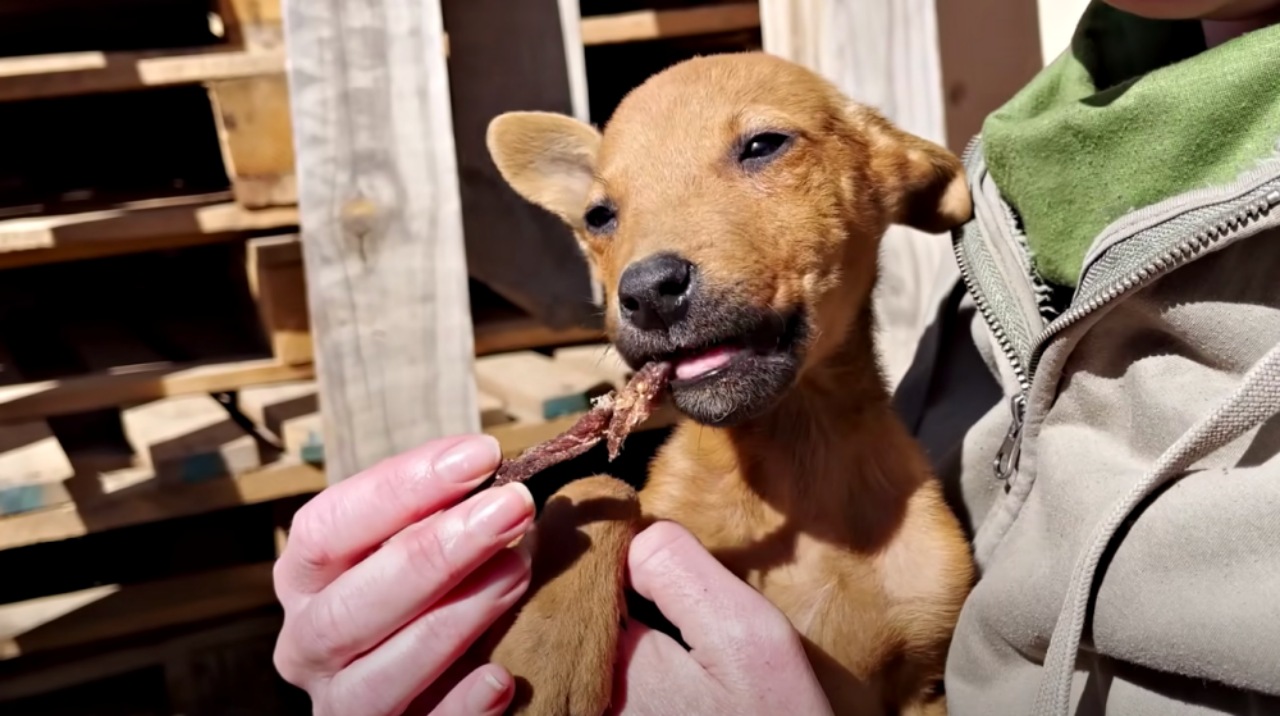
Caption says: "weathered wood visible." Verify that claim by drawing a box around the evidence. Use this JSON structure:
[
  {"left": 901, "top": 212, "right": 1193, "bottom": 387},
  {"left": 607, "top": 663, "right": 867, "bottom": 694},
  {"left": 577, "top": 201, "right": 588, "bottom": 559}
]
[
  {"left": 245, "top": 235, "right": 312, "bottom": 365},
  {"left": 282, "top": 0, "right": 480, "bottom": 484},
  {"left": 217, "top": 0, "right": 285, "bottom": 51},
  {"left": 0, "top": 48, "right": 286, "bottom": 103},
  {"left": 207, "top": 74, "right": 298, "bottom": 208},
  {"left": 440, "top": 0, "right": 598, "bottom": 330},
  {"left": 0, "top": 461, "right": 324, "bottom": 552},
  {"left": 759, "top": 0, "right": 955, "bottom": 390}
]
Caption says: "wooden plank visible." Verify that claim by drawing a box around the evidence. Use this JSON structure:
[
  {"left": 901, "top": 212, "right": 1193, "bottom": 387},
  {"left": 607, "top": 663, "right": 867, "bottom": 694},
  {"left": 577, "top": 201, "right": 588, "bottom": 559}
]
[
  {"left": 283, "top": 0, "right": 480, "bottom": 484},
  {"left": 759, "top": 0, "right": 955, "bottom": 390},
  {"left": 0, "top": 562, "right": 277, "bottom": 662},
  {"left": 475, "top": 352, "right": 613, "bottom": 423},
  {"left": 54, "top": 323, "right": 262, "bottom": 500},
  {"left": 245, "top": 235, "right": 312, "bottom": 365},
  {"left": 580, "top": 3, "right": 762, "bottom": 45},
  {"left": 216, "top": 0, "right": 285, "bottom": 51},
  {"left": 0, "top": 345, "right": 73, "bottom": 518},
  {"left": 0, "top": 48, "right": 286, "bottom": 103},
  {"left": 473, "top": 316, "right": 604, "bottom": 357},
  {"left": 0, "top": 612, "right": 283, "bottom": 704},
  {"left": 207, "top": 74, "right": 298, "bottom": 209},
  {"left": 0, "top": 358, "right": 314, "bottom": 425},
  {"left": 440, "top": 0, "right": 598, "bottom": 330},
  {"left": 0, "top": 460, "right": 324, "bottom": 552},
  {"left": 0, "top": 193, "right": 298, "bottom": 260}
]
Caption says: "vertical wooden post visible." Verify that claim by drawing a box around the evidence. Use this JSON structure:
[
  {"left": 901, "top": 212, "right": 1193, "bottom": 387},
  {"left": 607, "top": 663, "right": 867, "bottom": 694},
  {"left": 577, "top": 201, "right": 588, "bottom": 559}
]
[
  {"left": 759, "top": 0, "right": 959, "bottom": 390},
  {"left": 440, "top": 0, "right": 598, "bottom": 330},
  {"left": 282, "top": 0, "right": 480, "bottom": 484}
]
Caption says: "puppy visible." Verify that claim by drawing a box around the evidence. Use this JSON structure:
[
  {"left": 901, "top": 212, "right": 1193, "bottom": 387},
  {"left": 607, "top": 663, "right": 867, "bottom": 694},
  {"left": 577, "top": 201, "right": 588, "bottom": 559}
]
[{"left": 472, "top": 51, "right": 975, "bottom": 716}]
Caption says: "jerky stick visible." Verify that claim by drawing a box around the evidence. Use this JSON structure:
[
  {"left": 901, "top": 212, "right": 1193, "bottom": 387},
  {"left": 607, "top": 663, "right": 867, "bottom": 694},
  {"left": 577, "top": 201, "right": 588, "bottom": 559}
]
[
  {"left": 606, "top": 361, "right": 672, "bottom": 460},
  {"left": 492, "top": 394, "right": 615, "bottom": 487},
  {"left": 491, "top": 361, "right": 673, "bottom": 487}
]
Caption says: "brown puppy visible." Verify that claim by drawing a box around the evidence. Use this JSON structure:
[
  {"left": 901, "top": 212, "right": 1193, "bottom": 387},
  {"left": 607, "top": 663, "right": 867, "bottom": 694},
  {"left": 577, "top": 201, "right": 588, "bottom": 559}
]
[{"left": 473, "top": 51, "right": 975, "bottom": 716}]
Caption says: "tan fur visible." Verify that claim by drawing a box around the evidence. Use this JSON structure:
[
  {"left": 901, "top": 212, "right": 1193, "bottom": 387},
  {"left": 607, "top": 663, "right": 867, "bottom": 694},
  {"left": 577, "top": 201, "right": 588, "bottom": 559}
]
[{"left": 474, "top": 52, "right": 976, "bottom": 716}]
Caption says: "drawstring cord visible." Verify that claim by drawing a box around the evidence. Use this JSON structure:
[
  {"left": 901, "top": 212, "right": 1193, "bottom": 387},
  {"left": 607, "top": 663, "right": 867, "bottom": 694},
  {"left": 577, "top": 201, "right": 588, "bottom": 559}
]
[{"left": 1033, "top": 339, "right": 1280, "bottom": 716}]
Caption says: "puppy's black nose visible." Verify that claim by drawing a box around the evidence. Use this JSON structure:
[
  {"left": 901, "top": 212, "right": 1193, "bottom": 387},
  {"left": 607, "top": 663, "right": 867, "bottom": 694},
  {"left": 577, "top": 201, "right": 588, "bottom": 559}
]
[{"left": 618, "top": 253, "right": 694, "bottom": 330}]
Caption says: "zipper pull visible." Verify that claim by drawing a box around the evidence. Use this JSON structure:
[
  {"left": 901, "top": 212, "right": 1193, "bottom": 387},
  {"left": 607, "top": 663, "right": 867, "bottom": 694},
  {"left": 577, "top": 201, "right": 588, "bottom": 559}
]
[{"left": 993, "top": 393, "right": 1026, "bottom": 486}]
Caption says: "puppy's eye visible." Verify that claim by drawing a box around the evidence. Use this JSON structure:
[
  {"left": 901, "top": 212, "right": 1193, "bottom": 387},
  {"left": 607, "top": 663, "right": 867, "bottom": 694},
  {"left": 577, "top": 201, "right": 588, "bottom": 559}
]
[
  {"left": 584, "top": 203, "right": 617, "bottom": 234},
  {"left": 738, "top": 132, "right": 791, "bottom": 166}
]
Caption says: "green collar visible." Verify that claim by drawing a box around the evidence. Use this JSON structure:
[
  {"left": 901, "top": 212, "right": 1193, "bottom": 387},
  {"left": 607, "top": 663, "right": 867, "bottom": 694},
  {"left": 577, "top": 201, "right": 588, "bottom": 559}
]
[{"left": 980, "top": 2, "right": 1280, "bottom": 289}]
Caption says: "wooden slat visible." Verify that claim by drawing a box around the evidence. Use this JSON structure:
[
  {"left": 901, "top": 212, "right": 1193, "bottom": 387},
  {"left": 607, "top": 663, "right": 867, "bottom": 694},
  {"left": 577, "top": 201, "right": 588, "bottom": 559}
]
[
  {"left": 475, "top": 352, "right": 612, "bottom": 423},
  {"left": 207, "top": 74, "right": 298, "bottom": 208},
  {"left": 0, "top": 358, "right": 314, "bottom": 426},
  {"left": 49, "top": 323, "right": 262, "bottom": 507},
  {"left": 759, "top": 0, "right": 954, "bottom": 391},
  {"left": 283, "top": 0, "right": 480, "bottom": 485},
  {"left": 0, "top": 193, "right": 299, "bottom": 266},
  {"left": 245, "top": 235, "right": 313, "bottom": 365},
  {"left": 580, "top": 3, "right": 762, "bottom": 45},
  {"left": 0, "top": 612, "right": 283, "bottom": 704},
  {"left": 0, "top": 460, "right": 324, "bottom": 552},
  {"left": 0, "top": 344, "right": 73, "bottom": 518},
  {"left": 441, "top": 0, "right": 598, "bottom": 330},
  {"left": 0, "top": 562, "right": 277, "bottom": 662},
  {"left": 473, "top": 316, "right": 603, "bottom": 357},
  {"left": 0, "top": 48, "right": 286, "bottom": 103}
]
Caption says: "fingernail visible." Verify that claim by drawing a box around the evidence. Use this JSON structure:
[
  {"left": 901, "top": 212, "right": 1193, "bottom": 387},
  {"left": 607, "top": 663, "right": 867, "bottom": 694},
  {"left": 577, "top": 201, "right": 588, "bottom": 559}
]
[
  {"left": 468, "top": 483, "right": 534, "bottom": 540},
  {"left": 467, "top": 666, "right": 512, "bottom": 712},
  {"left": 434, "top": 435, "right": 501, "bottom": 483},
  {"left": 484, "top": 670, "right": 508, "bottom": 693}
]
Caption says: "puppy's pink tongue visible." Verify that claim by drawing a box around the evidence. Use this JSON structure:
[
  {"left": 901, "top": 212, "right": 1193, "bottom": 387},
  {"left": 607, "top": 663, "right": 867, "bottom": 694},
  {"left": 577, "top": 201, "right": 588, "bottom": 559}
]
[{"left": 674, "top": 345, "right": 738, "bottom": 380}]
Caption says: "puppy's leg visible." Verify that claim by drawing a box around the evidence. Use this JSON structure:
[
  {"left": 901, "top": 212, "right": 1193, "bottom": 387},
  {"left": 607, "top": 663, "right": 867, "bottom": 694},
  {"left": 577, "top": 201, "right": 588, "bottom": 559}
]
[{"left": 477, "top": 475, "right": 640, "bottom": 716}]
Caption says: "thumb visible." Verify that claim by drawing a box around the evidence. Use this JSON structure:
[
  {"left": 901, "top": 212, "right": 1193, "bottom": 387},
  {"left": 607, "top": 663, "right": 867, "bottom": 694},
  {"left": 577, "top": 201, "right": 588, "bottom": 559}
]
[{"left": 625, "top": 522, "right": 807, "bottom": 678}]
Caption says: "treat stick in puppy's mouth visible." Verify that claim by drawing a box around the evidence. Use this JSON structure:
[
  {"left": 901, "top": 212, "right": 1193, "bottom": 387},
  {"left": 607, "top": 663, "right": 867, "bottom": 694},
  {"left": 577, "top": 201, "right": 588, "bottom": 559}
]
[{"left": 491, "top": 361, "right": 673, "bottom": 487}]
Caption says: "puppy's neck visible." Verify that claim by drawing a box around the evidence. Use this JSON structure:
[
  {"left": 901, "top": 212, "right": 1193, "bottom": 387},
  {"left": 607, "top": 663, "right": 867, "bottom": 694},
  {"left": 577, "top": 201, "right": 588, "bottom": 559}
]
[{"left": 720, "top": 308, "right": 927, "bottom": 548}]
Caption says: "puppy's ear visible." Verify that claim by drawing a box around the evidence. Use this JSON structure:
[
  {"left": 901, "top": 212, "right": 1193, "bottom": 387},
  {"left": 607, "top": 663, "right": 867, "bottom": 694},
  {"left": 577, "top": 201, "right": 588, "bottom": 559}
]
[
  {"left": 486, "top": 111, "right": 602, "bottom": 228},
  {"left": 853, "top": 106, "right": 972, "bottom": 234}
]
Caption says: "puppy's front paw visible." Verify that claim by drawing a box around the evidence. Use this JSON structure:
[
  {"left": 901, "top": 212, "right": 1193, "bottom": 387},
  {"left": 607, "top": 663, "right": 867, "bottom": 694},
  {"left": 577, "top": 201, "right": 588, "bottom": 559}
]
[{"left": 481, "top": 476, "right": 641, "bottom": 716}]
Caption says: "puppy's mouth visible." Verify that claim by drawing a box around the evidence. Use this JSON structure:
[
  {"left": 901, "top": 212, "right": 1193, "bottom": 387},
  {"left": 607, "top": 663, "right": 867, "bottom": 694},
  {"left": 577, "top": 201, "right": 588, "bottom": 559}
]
[{"left": 615, "top": 305, "right": 805, "bottom": 426}]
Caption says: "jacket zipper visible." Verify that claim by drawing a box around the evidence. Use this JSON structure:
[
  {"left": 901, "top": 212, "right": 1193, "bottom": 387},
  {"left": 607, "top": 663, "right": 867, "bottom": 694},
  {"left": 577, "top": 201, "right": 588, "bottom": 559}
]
[
  {"left": 953, "top": 136, "right": 1033, "bottom": 485},
  {"left": 953, "top": 134, "right": 1280, "bottom": 484}
]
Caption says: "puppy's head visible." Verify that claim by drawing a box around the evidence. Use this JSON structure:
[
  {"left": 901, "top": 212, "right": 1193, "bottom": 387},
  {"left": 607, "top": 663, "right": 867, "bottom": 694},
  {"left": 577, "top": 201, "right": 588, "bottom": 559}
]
[{"left": 487, "top": 52, "right": 970, "bottom": 427}]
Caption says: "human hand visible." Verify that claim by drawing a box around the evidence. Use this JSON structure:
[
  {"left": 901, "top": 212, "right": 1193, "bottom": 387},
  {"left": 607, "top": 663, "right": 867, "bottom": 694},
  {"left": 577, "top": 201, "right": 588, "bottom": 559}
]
[
  {"left": 272, "top": 434, "right": 535, "bottom": 716},
  {"left": 609, "top": 521, "right": 834, "bottom": 715}
]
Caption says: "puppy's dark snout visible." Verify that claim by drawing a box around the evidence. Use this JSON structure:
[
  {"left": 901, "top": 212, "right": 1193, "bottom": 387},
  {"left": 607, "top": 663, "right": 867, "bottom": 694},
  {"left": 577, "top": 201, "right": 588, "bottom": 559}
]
[{"left": 618, "top": 252, "right": 694, "bottom": 330}]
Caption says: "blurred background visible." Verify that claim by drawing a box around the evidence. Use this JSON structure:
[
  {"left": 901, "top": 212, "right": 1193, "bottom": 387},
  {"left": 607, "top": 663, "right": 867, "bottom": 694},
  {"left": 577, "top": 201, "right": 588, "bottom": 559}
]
[{"left": 0, "top": 0, "right": 1071, "bottom": 712}]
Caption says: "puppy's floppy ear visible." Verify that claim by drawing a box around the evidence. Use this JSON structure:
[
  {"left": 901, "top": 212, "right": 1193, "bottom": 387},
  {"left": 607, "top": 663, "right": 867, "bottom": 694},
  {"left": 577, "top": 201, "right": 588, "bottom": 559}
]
[
  {"left": 486, "top": 111, "right": 602, "bottom": 229},
  {"left": 853, "top": 106, "right": 972, "bottom": 234}
]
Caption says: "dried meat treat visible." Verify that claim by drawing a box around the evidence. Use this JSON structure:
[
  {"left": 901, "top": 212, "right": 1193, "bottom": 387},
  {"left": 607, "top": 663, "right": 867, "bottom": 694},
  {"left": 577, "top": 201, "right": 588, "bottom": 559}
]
[
  {"left": 492, "top": 394, "right": 615, "bottom": 487},
  {"left": 491, "top": 361, "right": 673, "bottom": 487},
  {"left": 606, "top": 361, "right": 672, "bottom": 460}
]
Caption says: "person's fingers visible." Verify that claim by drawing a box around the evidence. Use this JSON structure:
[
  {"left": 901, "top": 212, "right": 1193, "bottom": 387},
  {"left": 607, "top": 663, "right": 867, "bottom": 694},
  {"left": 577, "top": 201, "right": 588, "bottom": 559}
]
[
  {"left": 322, "top": 546, "right": 532, "bottom": 716},
  {"left": 609, "top": 619, "right": 718, "bottom": 716},
  {"left": 280, "top": 482, "right": 534, "bottom": 673},
  {"left": 625, "top": 521, "right": 804, "bottom": 676},
  {"left": 426, "top": 664, "right": 515, "bottom": 716},
  {"left": 276, "top": 434, "right": 502, "bottom": 598}
]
